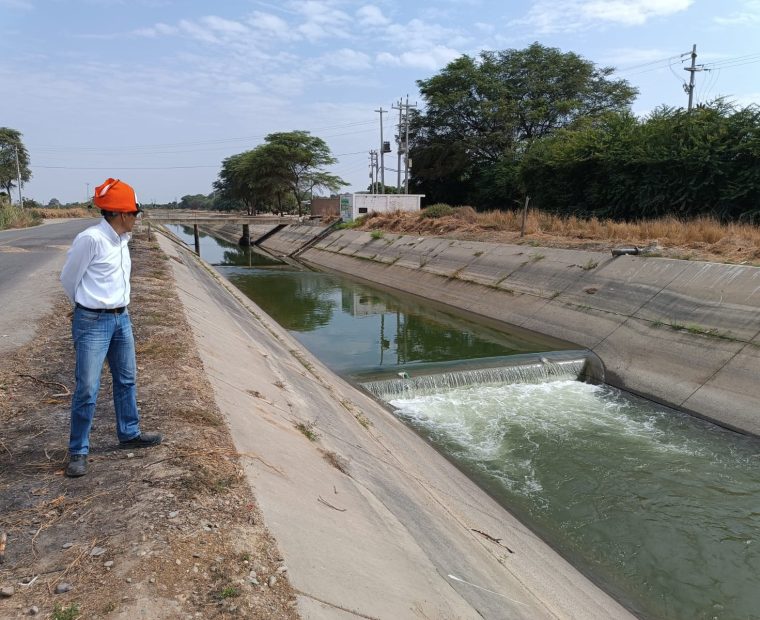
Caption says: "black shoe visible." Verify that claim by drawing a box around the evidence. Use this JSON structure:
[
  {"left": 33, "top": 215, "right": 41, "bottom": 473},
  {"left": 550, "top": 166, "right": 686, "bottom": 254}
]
[
  {"left": 66, "top": 454, "right": 88, "bottom": 477},
  {"left": 119, "top": 433, "right": 162, "bottom": 449}
]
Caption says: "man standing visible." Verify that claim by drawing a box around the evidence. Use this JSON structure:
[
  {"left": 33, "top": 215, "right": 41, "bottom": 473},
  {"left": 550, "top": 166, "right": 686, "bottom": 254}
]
[{"left": 60, "top": 178, "right": 161, "bottom": 477}]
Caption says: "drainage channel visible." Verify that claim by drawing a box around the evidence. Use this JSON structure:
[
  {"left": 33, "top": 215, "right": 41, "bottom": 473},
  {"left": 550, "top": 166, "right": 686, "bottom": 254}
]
[{"left": 166, "top": 224, "right": 760, "bottom": 620}]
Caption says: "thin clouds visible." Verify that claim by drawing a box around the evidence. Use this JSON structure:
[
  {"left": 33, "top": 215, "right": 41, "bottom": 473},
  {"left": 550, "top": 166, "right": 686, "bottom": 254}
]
[
  {"left": 377, "top": 46, "right": 460, "bottom": 70},
  {"left": 520, "top": 0, "right": 694, "bottom": 33},
  {"left": 357, "top": 5, "right": 390, "bottom": 27},
  {"left": 715, "top": 0, "right": 760, "bottom": 25}
]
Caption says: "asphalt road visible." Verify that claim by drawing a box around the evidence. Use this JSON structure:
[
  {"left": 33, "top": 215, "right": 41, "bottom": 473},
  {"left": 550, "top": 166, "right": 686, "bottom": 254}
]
[{"left": 0, "top": 218, "right": 96, "bottom": 354}]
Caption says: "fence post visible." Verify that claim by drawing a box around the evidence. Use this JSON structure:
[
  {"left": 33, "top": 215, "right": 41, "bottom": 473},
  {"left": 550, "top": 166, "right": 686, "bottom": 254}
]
[{"left": 520, "top": 195, "right": 531, "bottom": 238}]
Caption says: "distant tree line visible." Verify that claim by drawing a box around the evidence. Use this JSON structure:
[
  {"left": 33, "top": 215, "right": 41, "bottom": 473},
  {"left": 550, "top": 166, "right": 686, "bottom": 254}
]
[{"left": 408, "top": 43, "right": 760, "bottom": 222}]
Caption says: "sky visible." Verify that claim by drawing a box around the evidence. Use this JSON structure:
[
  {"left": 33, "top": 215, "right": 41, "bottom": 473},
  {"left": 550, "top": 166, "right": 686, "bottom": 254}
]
[{"left": 2, "top": 0, "right": 759, "bottom": 205}]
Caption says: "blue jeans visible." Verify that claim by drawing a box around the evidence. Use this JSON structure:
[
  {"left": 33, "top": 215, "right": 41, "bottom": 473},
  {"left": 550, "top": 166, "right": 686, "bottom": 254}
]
[{"left": 69, "top": 306, "right": 141, "bottom": 455}]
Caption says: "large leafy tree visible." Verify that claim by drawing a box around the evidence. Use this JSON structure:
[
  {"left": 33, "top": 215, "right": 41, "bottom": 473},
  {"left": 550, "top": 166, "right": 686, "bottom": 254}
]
[
  {"left": 0, "top": 128, "right": 32, "bottom": 200},
  {"left": 261, "top": 131, "right": 347, "bottom": 216},
  {"left": 520, "top": 100, "right": 760, "bottom": 221},
  {"left": 214, "top": 131, "right": 346, "bottom": 216},
  {"left": 214, "top": 151, "right": 287, "bottom": 214},
  {"left": 409, "top": 43, "right": 637, "bottom": 207}
]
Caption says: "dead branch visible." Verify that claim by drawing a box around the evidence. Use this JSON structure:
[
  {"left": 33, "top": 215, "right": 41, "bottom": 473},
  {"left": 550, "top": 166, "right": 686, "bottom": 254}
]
[
  {"left": 317, "top": 496, "right": 346, "bottom": 512},
  {"left": 16, "top": 373, "right": 70, "bottom": 396},
  {"left": 472, "top": 528, "right": 514, "bottom": 553}
]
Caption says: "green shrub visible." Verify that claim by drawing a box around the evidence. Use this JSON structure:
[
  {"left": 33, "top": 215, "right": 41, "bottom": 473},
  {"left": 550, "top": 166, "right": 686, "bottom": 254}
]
[
  {"left": 370, "top": 230, "right": 384, "bottom": 239},
  {"left": 421, "top": 203, "right": 455, "bottom": 219},
  {"left": 52, "top": 603, "right": 80, "bottom": 620},
  {"left": 0, "top": 202, "right": 41, "bottom": 230}
]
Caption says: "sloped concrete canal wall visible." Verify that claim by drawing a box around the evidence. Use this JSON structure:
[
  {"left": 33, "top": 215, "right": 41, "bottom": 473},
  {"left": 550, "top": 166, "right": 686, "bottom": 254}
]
[{"left": 258, "top": 228, "right": 760, "bottom": 436}]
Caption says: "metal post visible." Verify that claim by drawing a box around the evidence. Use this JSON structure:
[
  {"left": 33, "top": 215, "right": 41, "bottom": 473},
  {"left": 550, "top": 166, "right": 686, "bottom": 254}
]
[
  {"left": 684, "top": 44, "right": 699, "bottom": 112},
  {"left": 14, "top": 146, "right": 23, "bottom": 208},
  {"left": 194, "top": 224, "right": 200, "bottom": 255},
  {"left": 240, "top": 223, "right": 251, "bottom": 247},
  {"left": 520, "top": 195, "right": 531, "bottom": 237},
  {"left": 375, "top": 107, "right": 386, "bottom": 192}
]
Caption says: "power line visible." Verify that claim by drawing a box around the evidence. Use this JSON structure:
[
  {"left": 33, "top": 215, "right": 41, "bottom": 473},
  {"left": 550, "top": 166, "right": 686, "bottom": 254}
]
[
  {"left": 28, "top": 119, "right": 378, "bottom": 152},
  {"left": 702, "top": 52, "right": 760, "bottom": 68},
  {"left": 33, "top": 150, "right": 369, "bottom": 171},
  {"left": 612, "top": 52, "right": 690, "bottom": 75}
]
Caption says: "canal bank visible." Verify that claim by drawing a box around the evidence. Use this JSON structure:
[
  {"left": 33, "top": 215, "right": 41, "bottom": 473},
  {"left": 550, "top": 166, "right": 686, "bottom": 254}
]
[
  {"left": 155, "top": 231, "right": 634, "bottom": 619},
  {"left": 238, "top": 225, "right": 758, "bottom": 437}
]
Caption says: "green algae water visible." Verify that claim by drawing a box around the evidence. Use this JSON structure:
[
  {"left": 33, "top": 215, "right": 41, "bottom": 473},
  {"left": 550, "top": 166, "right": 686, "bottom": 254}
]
[{"left": 166, "top": 224, "right": 760, "bottom": 620}]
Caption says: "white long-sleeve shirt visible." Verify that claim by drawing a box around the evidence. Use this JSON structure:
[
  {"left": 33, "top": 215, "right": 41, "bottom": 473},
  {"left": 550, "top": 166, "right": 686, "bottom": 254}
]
[{"left": 60, "top": 219, "right": 132, "bottom": 309}]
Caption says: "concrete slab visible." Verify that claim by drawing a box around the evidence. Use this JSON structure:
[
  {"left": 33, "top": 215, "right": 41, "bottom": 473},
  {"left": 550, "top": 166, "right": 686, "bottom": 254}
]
[
  {"left": 259, "top": 225, "right": 329, "bottom": 256},
  {"left": 560, "top": 255, "right": 688, "bottom": 316},
  {"left": 681, "top": 339, "right": 760, "bottom": 434},
  {"left": 459, "top": 243, "right": 533, "bottom": 287},
  {"left": 158, "top": 233, "right": 634, "bottom": 620},
  {"left": 498, "top": 247, "right": 608, "bottom": 299},
  {"left": 387, "top": 236, "right": 448, "bottom": 272},
  {"left": 592, "top": 316, "right": 745, "bottom": 407},
  {"left": 634, "top": 262, "right": 760, "bottom": 342},
  {"left": 522, "top": 300, "right": 628, "bottom": 351},
  {"left": 418, "top": 238, "right": 484, "bottom": 277}
]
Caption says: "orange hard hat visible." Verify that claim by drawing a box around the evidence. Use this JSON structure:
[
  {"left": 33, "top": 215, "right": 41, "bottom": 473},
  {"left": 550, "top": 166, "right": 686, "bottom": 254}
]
[{"left": 93, "top": 178, "right": 140, "bottom": 213}]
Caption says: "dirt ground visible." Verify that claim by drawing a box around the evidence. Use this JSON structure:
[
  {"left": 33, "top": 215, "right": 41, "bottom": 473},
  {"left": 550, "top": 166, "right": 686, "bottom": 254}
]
[{"left": 0, "top": 230, "right": 300, "bottom": 619}]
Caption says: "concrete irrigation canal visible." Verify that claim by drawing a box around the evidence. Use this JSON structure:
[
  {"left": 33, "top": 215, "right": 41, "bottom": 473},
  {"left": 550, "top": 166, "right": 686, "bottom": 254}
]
[{"left": 161, "top": 220, "right": 760, "bottom": 620}]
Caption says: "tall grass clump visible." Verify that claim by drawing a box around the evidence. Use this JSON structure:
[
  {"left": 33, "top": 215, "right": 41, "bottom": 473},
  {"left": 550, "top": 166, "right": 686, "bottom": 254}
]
[
  {"left": 421, "top": 203, "right": 455, "bottom": 218},
  {"left": 0, "top": 200, "right": 41, "bottom": 230}
]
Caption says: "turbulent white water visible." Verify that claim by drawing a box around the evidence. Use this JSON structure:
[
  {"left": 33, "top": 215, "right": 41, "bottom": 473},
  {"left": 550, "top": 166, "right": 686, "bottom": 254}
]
[{"left": 389, "top": 380, "right": 760, "bottom": 620}]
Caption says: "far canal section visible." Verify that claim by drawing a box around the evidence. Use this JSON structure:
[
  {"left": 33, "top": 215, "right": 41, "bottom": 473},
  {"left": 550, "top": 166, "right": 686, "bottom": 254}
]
[{"left": 165, "top": 223, "right": 760, "bottom": 620}]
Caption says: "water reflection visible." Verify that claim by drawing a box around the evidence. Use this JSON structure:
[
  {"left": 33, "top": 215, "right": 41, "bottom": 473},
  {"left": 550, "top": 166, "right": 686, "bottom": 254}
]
[
  {"left": 223, "top": 268, "right": 566, "bottom": 374},
  {"left": 167, "top": 224, "right": 281, "bottom": 267}
]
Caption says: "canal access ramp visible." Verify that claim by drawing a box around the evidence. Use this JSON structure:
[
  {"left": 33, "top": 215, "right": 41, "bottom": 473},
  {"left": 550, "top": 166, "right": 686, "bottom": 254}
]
[{"left": 155, "top": 230, "right": 634, "bottom": 620}]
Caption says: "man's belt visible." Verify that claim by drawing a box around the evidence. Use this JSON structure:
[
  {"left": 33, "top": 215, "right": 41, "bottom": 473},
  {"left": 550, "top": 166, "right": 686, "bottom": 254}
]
[{"left": 76, "top": 303, "right": 126, "bottom": 314}]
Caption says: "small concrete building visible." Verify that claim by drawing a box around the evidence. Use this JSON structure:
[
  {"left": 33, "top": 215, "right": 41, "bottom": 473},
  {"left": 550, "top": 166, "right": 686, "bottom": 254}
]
[{"left": 339, "top": 193, "right": 424, "bottom": 221}]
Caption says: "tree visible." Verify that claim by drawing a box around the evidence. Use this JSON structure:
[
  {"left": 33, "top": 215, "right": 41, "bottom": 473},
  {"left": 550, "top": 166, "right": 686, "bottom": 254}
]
[
  {"left": 215, "top": 131, "right": 347, "bottom": 217},
  {"left": 0, "top": 128, "right": 32, "bottom": 200},
  {"left": 261, "top": 131, "right": 347, "bottom": 216},
  {"left": 519, "top": 100, "right": 760, "bottom": 221},
  {"left": 409, "top": 43, "right": 636, "bottom": 208}
]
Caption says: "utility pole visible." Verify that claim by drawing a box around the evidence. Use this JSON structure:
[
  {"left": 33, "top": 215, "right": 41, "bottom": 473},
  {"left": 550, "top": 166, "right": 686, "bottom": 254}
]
[
  {"left": 85, "top": 182, "right": 90, "bottom": 204},
  {"left": 14, "top": 146, "right": 23, "bottom": 208},
  {"left": 403, "top": 95, "right": 417, "bottom": 194},
  {"left": 374, "top": 106, "right": 387, "bottom": 192},
  {"left": 684, "top": 44, "right": 704, "bottom": 112},
  {"left": 368, "top": 150, "right": 378, "bottom": 191},
  {"left": 393, "top": 98, "right": 403, "bottom": 190}
]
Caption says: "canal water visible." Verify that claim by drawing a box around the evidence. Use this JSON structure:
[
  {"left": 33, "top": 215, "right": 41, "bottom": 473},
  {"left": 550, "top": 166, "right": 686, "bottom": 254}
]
[{"left": 165, "top": 224, "right": 760, "bottom": 620}]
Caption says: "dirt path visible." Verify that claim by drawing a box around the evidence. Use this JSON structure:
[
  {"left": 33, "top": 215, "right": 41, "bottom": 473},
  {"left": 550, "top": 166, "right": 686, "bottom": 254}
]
[{"left": 0, "top": 229, "right": 299, "bottom": 619}]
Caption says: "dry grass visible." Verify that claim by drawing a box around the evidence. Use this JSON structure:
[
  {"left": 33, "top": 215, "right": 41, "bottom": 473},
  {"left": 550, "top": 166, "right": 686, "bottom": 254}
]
[
  {"left": 32, "top": 207, "right": 92, "bottom": 219},
  {"left": 0, "top": 202, "right": 41, "bottom": 229},
  {"left": 358, "top": 208, "right": 760, "bottom": 265}
]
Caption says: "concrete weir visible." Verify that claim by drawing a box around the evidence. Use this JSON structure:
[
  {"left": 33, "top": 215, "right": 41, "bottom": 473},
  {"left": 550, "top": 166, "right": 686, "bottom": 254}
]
[
  {"left": 252, "top": 227, "right": 760, "bottom": 438},
  {"left": 156, "top": 232, "right": 635, "bottom": 619}
]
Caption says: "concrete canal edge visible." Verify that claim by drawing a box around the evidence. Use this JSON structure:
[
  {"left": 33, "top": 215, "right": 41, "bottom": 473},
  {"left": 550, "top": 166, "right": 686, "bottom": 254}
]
[
  {"left": 251, "top": 225, "right": 760, "bottom": 438},
  {"left": 156, "top": 232, "right": 636, "bottom": 619}
]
